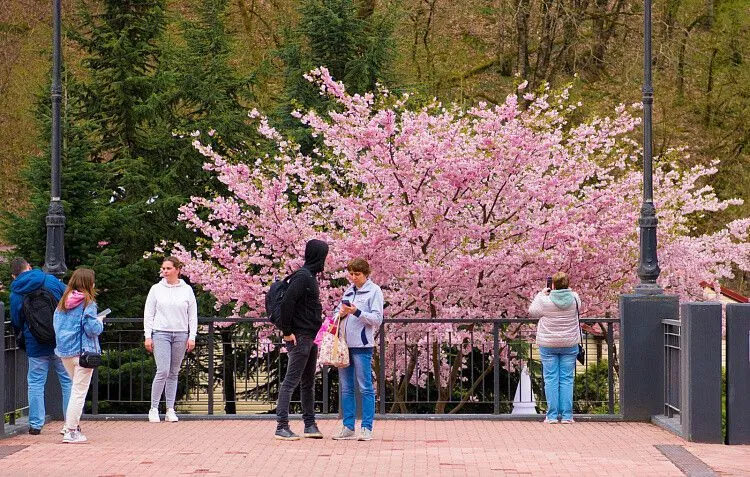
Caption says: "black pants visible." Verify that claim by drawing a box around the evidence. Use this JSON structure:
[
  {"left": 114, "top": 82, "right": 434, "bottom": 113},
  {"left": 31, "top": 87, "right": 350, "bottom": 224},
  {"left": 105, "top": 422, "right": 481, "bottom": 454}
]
[{"left": 276, "top": 334, "right": 318, "bottom": 429}]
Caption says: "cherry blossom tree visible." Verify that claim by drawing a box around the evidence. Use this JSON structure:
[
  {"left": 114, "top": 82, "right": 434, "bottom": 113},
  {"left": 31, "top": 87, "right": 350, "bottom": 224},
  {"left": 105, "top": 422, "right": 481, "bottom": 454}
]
[{"left": 170, "top": 68, "right": 749, "bottom": 411}]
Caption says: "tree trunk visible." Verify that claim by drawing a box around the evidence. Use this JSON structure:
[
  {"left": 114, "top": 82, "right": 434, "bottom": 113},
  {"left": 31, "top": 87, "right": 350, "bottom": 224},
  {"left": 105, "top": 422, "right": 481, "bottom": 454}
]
[
  {"left": 515, "top": 0, "right": 531, "bottom": 79},
  {"left": 220, "top": 328, "right": 236, "bottom": 414},
  {"left": 533, "top": 0, "right": 558, "bottom": 87},
  {"left": 704, "top": 48, "right": 718, "bottom": 126},
  {"left": 357, "top": 0, "right": 376, "bottom": 19},
  {"left": 389, "top": 344, "right": 419, "bottom": 413}
]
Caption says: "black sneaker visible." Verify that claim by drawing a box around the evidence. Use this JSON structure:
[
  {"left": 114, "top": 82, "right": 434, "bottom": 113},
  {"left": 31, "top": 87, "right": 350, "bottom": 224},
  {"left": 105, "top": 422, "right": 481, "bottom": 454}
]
[
  {"left": 274, "top": 427, "right": 300, "bottom": 441},
  {"left": 303, "top": 423, "right": 323, "bottom": 439},
  {"left": 28, "top": 428, "right": 41, "bottom": 435}
]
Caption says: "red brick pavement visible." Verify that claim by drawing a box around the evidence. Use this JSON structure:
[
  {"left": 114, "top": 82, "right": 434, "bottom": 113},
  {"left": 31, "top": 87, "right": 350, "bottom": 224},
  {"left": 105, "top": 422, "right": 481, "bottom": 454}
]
[{"left": 1, "top": 420, "right": 748, "bottom": 476}]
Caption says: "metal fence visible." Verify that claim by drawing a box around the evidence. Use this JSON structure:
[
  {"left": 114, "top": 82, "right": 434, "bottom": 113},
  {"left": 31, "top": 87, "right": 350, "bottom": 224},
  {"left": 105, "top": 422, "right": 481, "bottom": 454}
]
[
  {"left": 662, "top": 318, "right": 681, "bottom": 418},
  {"left": 2, "top": 314, "right": 620, "bottom": 420},
  {"left": 2, "top": 304, "right": 32, "bottom": 434}
]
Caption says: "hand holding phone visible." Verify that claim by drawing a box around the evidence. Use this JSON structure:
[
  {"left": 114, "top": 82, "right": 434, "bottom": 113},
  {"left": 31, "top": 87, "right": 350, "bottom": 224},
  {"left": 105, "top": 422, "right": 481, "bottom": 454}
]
[
  {"left": 546, "top": 277, "right": 553, "bottom": 289},
  {"left": 97, "top": 308, "right": 112, "bottom": 320},
  {"left": 342, "top": 299, "right": 351, "bottom": 306}
]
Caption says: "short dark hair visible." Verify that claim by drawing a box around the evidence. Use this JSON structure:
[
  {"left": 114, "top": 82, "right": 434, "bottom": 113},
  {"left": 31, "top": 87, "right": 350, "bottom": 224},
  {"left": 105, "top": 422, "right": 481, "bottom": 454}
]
[
  {"left": 10, "top": 257, "right": 29, "bottom": 278},
  {"left": 347, "top": 258, "right": 371, "bottom": 276}
]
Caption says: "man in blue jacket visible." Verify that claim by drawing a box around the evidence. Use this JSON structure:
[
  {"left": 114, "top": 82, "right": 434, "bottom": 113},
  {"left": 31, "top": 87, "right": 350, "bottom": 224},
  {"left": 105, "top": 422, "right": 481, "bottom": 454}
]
[{"left": 9, "top": 257, "right": 72, "bottom": 435}]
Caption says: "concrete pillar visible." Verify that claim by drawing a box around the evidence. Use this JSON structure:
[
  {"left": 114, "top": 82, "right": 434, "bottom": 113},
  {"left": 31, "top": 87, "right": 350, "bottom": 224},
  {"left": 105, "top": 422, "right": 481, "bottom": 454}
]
[
  {"left": 726, "top": 303, "right": 750, "bottom": 445},
  {"left": 680, "top": 302, "right": 722, "bottom": 443},
  {"left": 619, "top": 294, "right": 678, "bottom": 420}
]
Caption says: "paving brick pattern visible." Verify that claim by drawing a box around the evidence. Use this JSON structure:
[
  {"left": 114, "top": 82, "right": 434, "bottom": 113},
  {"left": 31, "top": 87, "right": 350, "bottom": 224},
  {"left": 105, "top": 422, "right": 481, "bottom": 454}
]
[{"left": 1, "top": 420, "right": 748, "bottom": 476}]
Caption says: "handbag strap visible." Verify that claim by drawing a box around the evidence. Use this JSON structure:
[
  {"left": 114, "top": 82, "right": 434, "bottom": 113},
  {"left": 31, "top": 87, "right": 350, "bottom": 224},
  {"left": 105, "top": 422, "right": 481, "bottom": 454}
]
[
  {"left": 575, "top": 300, "right": 583, "bottom": 344},
  {"left": 79, "top": 304, "right": 101, "bottom": 355}
]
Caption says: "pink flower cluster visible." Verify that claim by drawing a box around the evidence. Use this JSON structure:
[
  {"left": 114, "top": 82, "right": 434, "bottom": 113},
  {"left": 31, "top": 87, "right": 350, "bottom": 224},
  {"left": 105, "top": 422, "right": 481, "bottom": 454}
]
[{"left": 171, "top": 68, "right": 749, "bottom": 385}]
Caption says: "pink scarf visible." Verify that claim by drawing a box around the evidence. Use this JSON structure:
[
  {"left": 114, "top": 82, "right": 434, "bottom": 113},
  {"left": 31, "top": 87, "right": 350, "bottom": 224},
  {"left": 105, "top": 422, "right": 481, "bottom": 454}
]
[{"left": 65, "top": 290, "right": 85, "bottom": 309}]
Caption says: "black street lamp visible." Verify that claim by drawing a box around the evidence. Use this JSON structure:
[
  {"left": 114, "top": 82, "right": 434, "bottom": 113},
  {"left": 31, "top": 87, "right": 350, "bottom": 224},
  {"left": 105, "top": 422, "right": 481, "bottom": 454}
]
[
  {"left": 635, "top": 0, "right": 661, "bottom": 294},
  {"left": 44, "top": 0, "right": 67, "bottom": 278}
]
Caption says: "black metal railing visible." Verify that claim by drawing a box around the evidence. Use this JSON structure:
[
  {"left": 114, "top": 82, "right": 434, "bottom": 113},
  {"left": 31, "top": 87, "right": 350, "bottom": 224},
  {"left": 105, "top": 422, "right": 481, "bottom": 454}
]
[
  {"left": 2, "top": 314, "right": 620, "bottom": 419},
  {"left": 2, "top": 303, "right": 31, "bottom": 433},
  {"left": 662, "top": 318, "right": 681, "bottom": 418},
  {"left": 91, "top": 316, "right": 619, "bottom": 415}
]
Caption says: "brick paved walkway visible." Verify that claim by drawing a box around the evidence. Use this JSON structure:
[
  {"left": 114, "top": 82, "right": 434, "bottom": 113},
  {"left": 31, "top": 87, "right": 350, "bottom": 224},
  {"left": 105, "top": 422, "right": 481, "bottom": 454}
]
[{"left": 1, "top": 420, "right": 748, "bottom": 476}]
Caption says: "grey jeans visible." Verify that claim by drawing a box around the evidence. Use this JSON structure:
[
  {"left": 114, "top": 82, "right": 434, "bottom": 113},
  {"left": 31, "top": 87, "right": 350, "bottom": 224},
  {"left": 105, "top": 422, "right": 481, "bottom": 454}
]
[{"left": 151, "top": 330, "right": 189, "bottom": 409}]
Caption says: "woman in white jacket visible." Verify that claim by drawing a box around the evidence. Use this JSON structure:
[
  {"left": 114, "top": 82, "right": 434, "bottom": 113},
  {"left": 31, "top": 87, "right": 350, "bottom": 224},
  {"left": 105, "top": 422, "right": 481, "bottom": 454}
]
[
  {"left": 143, "top": 256, "right": 197, "bottom": 423},
  {"left": 528, "top": 272, "right": 581, "bottom": 424}
]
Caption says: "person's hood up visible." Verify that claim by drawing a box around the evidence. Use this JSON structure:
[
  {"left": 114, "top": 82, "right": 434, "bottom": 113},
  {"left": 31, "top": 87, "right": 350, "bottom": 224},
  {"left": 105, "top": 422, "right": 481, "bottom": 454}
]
[
  {"left": 549, "top": 289, "right": 575, "bottom": 309},
  {"left": 303, "top": 239, "right": 329, "bottom": 275},
  {"left": 65, "top": 290, "right": 85, "bottom": 309},
  {"left": 10, "top": 268, "right": 47, "bottom": 295}
]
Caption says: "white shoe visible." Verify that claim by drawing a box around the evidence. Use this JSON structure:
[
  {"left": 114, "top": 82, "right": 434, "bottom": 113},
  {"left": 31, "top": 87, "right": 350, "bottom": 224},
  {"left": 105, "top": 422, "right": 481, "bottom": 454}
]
[
  {"left": 165, "top": 408, "right": 179, "bottom": 422},
  {"left": 148, "top": 408, "right": 161, "bottom": 423},
  {"left": 60, "top": 425, "right": 81, "bottom": 435},
  {"left": 358, "top": 428, "right": 373, "bottom": 441},
  {"left": 332, "top": 425, "right": 357, "bottom": 440},
  {"left": 62, "top": 429, "right": 87, "bottom": 443}
]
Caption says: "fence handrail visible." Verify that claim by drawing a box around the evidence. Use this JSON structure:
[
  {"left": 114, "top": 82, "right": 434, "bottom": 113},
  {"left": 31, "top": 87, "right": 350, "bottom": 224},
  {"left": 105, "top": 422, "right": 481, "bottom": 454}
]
[{"left": 103, "top": 316, "right": 620, "bottom": 325}]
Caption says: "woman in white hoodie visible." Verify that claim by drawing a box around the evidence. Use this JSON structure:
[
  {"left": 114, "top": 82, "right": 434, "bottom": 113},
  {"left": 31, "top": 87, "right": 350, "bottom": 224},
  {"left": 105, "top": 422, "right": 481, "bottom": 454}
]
[
  {"left": 144, "top": 256, "right": 197, "bottom": 423},
  {"left": 528, "top": 271, "right": 581, "bottom": 424}
]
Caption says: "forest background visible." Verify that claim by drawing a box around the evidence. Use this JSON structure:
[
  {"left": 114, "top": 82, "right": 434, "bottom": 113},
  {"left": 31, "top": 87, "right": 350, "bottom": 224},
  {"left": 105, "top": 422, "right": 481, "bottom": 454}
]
[{"left": 0, "top": 0, "right": 748, "bottom": 316}]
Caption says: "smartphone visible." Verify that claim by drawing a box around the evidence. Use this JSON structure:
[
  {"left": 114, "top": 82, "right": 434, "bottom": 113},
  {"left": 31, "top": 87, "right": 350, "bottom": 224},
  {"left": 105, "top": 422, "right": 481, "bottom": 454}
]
[
  {"left": 546, "top": 277, "right": 553, "bottom": 289},
  {"left": 97, "top": 308, "right": 112, "bottom": 320},
  {"left": 342, "top": 299, "right": 351, "bottom": 306}
]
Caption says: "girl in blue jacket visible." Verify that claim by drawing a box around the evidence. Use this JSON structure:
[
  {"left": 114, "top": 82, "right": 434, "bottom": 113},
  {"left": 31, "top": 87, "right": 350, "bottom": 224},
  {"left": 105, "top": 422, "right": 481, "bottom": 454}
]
[{"left": 54, "top": 268, "right": 103, "bottom": 444}]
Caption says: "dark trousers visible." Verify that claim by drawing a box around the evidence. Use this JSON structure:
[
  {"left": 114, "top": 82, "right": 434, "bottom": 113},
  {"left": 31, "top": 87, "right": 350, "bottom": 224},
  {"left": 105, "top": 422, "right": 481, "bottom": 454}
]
[{"left": 276, "top": 334, "right": 318, "bottom": 429}]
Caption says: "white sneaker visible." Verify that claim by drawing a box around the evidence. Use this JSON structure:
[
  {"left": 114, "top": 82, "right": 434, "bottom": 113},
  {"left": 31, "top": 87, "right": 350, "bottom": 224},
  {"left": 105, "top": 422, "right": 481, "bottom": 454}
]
[
  {"left": 332, "top": 425, "right": 357, "bottom": 440},
  {"left": 358, "top": 428, "right": 373, "bottom": 441},
  {"left": 148, "top": 408, "right": 161, "bottom": 423},
  {"left": 60, "top": 425, "right": 81, "bottom": 435},
  {"left": 165, "top": 408, "right": 179, "bottom": 422},
  {"left": 62, "top": 429, "right": 87, "bottom": 443}
]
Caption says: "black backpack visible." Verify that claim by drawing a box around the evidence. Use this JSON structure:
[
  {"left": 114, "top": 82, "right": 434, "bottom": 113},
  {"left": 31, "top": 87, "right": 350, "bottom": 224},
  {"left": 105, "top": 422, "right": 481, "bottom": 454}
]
[
  {"left": 265, "top": 269, "right": 310, "bottom": 330},
  {"left": 21, "top": 287, "right": 58, "bottom": 346}
]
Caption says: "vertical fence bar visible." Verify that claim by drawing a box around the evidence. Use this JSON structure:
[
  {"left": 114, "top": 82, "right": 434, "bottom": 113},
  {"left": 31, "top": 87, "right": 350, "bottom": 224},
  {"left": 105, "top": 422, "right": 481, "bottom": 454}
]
[
  {"left": 322, "top": 366, "right": 329, "bottom": 413},
  {"left": 607, "top": 322, "right": 615, "bottom": 414},
  {"left": 207, "top": 322, "right": 214, "bottom": 415},
  {"left": 92, "top": 368, "right": 99, "bottom": 415},
  {"left": 379, "top": 322, "right": 385, "bottom": 414},
  {"left": 493, "top": 321, "right": 500, "bottom": 414},
  {"left": 1, "top": 303, "right": 5, "bottom": 435}
]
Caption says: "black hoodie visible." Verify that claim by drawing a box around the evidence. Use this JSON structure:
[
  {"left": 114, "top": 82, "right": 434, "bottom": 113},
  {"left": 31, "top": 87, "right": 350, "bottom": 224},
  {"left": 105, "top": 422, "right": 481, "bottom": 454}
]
[{"left": 279, "top": 239, "right": 329, "bottom": 337}]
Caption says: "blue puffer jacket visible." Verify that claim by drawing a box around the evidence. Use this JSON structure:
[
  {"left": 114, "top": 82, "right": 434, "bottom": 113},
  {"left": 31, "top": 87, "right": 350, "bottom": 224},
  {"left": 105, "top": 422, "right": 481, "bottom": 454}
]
[
  {"left": 54, "top": 302, "right": 103, "bottom": 358},
  {"left": 9, "top": 269, "right": 66, "bottom": 357}
]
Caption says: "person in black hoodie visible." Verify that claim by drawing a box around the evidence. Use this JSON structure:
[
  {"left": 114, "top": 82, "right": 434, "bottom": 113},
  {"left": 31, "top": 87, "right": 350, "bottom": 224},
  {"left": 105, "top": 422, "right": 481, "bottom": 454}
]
[{"left": 275, "top": 239, "right": 329, "bottom": 440}]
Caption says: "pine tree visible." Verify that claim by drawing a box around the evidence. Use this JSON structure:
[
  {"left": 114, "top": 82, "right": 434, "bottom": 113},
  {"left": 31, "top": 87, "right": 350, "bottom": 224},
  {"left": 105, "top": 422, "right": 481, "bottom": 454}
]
[
  {"left": 4, "top": 0, "right": 256, "bottom": 316},
  {"left": 276, "top": 0, "right": 395, "bottom": 148}
]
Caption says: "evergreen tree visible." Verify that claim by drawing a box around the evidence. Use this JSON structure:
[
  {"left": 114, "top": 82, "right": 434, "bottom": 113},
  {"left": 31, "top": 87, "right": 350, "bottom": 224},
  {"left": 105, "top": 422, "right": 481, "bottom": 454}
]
[
  {"left": 1, "top": 76, "right": 107, "bottom": 274},
  {"left": 4, "top": 0, "right": 255, "bottom": 316},
  {"left": 276, "top": 0, "right": 395, "bottom": 148}
]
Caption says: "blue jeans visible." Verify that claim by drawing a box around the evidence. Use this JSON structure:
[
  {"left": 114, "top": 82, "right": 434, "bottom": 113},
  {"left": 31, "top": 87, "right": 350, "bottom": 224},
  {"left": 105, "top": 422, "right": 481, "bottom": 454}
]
[
  {"left": 339, "top": 347, "right": 375, "bottom": 431},
  {"left": 539, "top": 345, "right": 578, "bottom": 421},
  {"left": 27, "top": 355, "right": 72, "bottom": 429}
]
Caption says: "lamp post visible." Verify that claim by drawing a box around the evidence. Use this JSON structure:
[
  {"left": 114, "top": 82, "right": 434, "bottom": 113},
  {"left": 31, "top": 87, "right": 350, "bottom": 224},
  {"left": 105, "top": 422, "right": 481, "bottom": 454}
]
[
  {"left": 636, "top": 0, "right": 661, "bottom": 294},
  {"left": 44, "top": 0, "right": 67, "bottom": 278}
]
